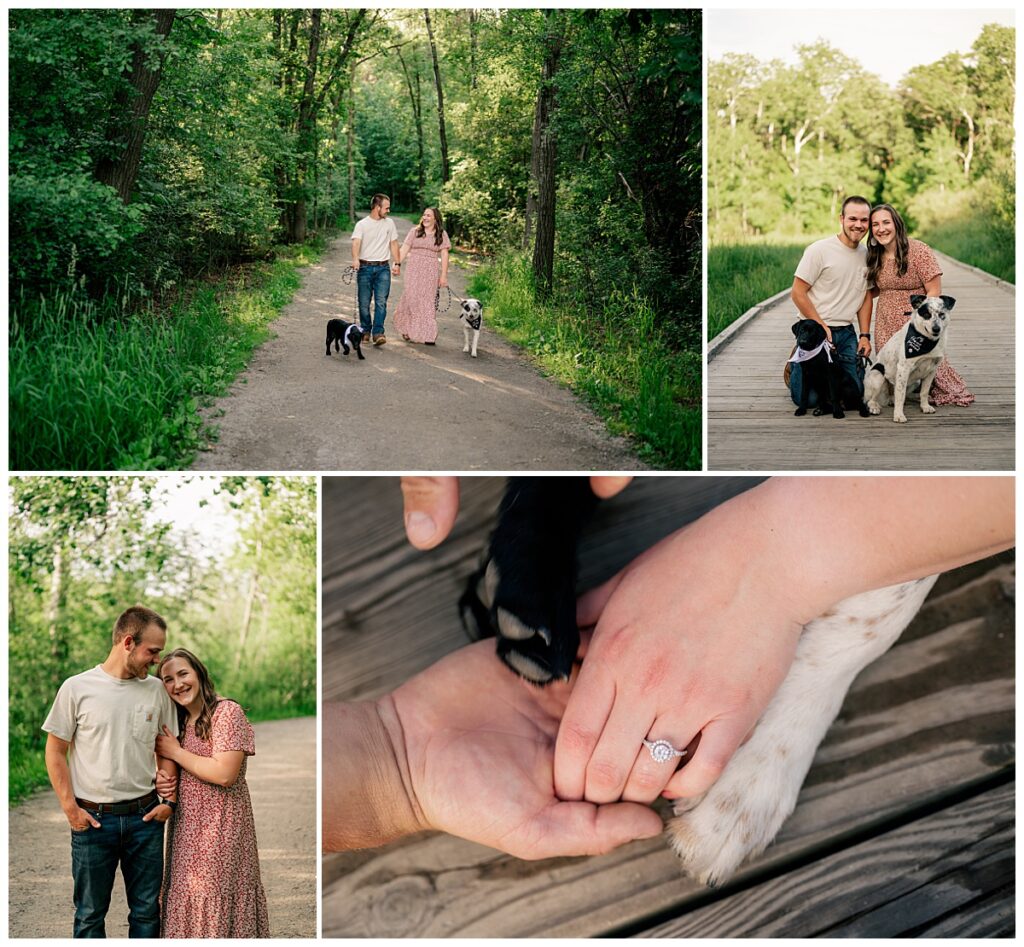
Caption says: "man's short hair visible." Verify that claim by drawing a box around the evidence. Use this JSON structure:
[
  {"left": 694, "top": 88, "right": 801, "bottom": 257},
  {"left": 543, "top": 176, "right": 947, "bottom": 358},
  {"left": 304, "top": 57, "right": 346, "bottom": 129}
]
[
  {"left": 113, "top": 606, "right": 167, "bottom": 645},
  {"left": 370, "top": 193, "right": 391, "bottom": 210},
  {"left": 841, "top": 195, "right": 871, "bottom": 215}
]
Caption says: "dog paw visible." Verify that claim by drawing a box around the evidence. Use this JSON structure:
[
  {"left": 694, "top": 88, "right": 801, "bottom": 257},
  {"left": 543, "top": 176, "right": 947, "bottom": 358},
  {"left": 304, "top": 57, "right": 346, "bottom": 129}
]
[
  {"left": 463, "top": 345, "right": 471, "bottom": 353},
  {"left": 922, "top": 404, "right": 936, "bottom": 414},
  {"left": 667, "top": 735, "right": 801, "bottom": 886},
  {"left": 833, "top": 410, "right": 845, "bottom": 419},
  {"left": 794, "top": 407, "right": 807, "bottom": 416},
  {"left": 893, "top": 412, "right": 908, "bottom": 423},
  {"left": 471, "top": 351, "right": 478, "bottom": 358},
  {"left": 867, "top": 401, "right": 881, "bottom": 415}
]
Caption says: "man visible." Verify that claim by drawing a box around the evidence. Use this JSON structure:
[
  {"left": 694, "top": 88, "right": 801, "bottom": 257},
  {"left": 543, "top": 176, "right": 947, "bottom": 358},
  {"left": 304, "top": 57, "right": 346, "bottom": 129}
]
[
  {"left": 788, "top": 195, "right": 874, "bottom": 408},
  {"left": 43, "top": 605, "right": 179, "bottom": 938},
  {"left": 351, "top": 193, "right": 401, "bottom": 346}
]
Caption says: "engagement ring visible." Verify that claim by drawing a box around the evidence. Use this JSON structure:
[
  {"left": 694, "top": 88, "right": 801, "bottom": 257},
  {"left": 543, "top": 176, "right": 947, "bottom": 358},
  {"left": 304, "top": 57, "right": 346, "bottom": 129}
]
[{"left": 642, "top": 738, "right": 687, "bottom": 764}]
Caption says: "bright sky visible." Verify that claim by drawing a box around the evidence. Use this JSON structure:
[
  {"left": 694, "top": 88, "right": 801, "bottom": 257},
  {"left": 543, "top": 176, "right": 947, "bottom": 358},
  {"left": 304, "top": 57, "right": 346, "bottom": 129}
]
[
  {"left": 149, "top": 477, "right": 238, "bottom": 563},
  {"left": 705, "top": 10, "right": 1016, "bottom": 88}
]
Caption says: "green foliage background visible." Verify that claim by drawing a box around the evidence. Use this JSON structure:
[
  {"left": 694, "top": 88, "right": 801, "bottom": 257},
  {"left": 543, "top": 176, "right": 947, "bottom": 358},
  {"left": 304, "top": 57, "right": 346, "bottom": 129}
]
[
  {"left": 708, "top": 24, "right": 1014, "bottom": 335},
  {"left": 8, "top": 476, "right": 317, "bottom": 803}
]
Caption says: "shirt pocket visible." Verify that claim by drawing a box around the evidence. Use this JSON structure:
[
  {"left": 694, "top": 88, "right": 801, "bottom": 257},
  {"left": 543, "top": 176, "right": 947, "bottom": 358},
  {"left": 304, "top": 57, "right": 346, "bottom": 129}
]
[{"left": 132, "top": 704, "right": 160, "bottom": 746}]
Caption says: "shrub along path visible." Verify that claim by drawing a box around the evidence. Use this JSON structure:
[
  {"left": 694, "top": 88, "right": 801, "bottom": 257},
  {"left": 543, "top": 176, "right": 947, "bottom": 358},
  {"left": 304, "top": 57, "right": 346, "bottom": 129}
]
[{"left": 191, "top": 216, "right": 642, "bottom": 471}]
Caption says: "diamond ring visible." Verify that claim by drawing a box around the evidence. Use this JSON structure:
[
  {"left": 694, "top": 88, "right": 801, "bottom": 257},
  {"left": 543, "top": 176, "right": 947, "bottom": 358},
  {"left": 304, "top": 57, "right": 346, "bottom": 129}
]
[{"left": 642, "top": 738, "right": 687, "bottom": 764}]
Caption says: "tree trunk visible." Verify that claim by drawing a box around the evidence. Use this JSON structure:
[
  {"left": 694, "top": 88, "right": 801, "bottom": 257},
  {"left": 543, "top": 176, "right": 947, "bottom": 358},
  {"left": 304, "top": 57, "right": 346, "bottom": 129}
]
[
  {"left": 468, "top": 10, "right": 479, "bottom": 90},
  {"left": 424, "top": 9, "right": 450, "bottom": 184},
  {"left": 289, "top": 10, "right": 323, "bottom": 244},
  {"left": 347, "top": 64, "right": 356, "bottom": 224},
  {"left": 47, "top": 543, "right": 65, "bottom": 685},
  {"left": 94, "top": 9, "right": 176, "bottom": 204},
  {"left": 397, "top": 46, "right": 426, "bottom": 202},
  {"left": 530, "top": 11, "right": 564, "bottom": 298}
]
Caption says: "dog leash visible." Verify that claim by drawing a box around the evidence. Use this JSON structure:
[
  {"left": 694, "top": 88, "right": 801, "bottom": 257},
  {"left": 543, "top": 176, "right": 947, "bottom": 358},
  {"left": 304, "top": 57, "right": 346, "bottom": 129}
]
[
  {"left": 342, "top": 265, "right": 360, "bottom": 327},
  {"left": 435, "top": 285, "right": 453, "bottom": 313}
]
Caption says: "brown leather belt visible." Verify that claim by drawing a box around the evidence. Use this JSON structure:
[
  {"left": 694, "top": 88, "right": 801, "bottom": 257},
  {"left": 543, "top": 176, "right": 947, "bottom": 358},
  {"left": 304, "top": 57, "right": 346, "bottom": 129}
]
[
  {"left": 358, "top": 259, "right": 390, "bottom": 266},
  {"left": 75, "top": 790, "right": 158, "bottom": 815}
]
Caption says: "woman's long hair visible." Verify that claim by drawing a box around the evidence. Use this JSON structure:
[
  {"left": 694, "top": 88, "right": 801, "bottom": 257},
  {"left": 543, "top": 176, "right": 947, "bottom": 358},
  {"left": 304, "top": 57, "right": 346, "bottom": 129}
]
[
  {"left": 415, "top": 207, "right": 446, "bottom": 247},
  {"left": 866, "top": 203, "right": 910, "bottom": 285},
  {"left": 158, "top": 648, "right": 221, "bottom": 742}
]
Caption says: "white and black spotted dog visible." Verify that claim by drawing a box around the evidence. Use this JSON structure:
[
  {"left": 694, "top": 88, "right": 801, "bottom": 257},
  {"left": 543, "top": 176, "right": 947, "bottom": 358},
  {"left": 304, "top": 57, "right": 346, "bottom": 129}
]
[
  {"left": 461, "top": 479, "right": 937, "bottom": 885},
  {"left": 864, "top": 294, "right": 955, "bottom": 423},
  {"left": 460, "top": 299, "right": 483, "bottom": 358}
]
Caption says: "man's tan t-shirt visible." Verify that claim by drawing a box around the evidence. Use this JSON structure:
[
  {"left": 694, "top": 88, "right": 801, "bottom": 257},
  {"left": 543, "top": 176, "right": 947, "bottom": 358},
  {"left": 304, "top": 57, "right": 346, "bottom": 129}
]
[
  {"left": 351, "top": 215, "right": 399, "bottom": 262},
  {"left": 42, "top": 665, "right": 178, "bottom": 802},
  {"left": 794, "top": 236, "right": 870, "bottom": 327}
]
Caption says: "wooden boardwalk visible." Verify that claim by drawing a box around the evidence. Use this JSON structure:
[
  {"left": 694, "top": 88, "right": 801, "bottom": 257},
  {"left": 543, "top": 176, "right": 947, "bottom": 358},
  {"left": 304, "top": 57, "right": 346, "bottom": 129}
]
[
  {"left": 707, "top": 253, "right": 1015, "bottom": 470},
  {"left": 321, "top": 477, "right": 1015, "bottom": 937}
]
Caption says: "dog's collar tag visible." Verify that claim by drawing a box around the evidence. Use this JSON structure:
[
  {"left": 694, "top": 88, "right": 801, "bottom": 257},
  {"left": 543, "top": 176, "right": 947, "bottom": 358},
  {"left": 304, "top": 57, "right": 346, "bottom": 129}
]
[
  {"left": 788, "top": 339, "right": 833, "bottom": 364},
  {"left": 904, "top": 322, "right": 939, "bottom": 358}
]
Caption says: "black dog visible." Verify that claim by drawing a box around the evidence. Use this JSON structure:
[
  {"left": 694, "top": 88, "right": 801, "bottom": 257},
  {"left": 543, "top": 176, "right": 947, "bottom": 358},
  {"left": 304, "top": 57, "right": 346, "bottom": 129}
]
[
  {"left": 325, "top": 318, "right": 365, "bottom": 360},
  {"left": 459, "top": 478, "right": 597, "bottom": 684},
  {"left": 790, "top": 320, "right": 869, "bottom": 419}
]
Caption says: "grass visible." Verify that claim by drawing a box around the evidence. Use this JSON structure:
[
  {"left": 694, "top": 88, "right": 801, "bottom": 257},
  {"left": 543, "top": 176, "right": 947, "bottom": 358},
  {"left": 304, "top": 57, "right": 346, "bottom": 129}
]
[
  {"left": 9, "top": 239, "right": 325, "bottom": 470},
  {"left": 917, "top": 207, "right": 1014, "bottom": 283},
  {"left": 707, "top": 242, "right": 805, "bottom": 339},
  {"left": 469, "top": 255, "right": 701, "bottom": 470}
]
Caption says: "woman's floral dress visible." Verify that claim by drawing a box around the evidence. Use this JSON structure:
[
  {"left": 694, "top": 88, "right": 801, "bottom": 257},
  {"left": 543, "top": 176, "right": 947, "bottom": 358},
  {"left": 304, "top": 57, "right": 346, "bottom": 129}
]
[{"left": 394, "top": 228, "right": 451, "bottom": 343}]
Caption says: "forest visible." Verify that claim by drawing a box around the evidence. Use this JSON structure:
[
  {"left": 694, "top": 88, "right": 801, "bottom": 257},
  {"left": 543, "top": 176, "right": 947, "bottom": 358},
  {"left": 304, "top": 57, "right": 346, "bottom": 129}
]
[
  {"left": 9, "top": 9, "right": 701, "bottom": 469},
  {"left": 8, "top": 476, "right": 317, "bottom": 802},
  {"left": 708, "top": 24, "right": 1015, "bottom": 336}
]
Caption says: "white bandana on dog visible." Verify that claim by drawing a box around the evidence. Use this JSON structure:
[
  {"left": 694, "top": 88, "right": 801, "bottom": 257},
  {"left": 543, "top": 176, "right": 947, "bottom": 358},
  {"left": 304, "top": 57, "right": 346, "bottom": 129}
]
[
  {"left": 788, "top": 339, "right": 833, "bottom": 364},
  {"left": 343, "top": 323, "right": 362, "bottom": 347}
]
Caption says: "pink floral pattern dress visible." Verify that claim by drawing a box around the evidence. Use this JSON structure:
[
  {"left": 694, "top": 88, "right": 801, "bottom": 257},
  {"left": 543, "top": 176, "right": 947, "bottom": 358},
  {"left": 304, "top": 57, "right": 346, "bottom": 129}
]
[
  {"left": 393, "top": 228, "right": 451, "bottom": 343},
  {"left": 161, "top": 700, "right": 270, "bottom": 938},
  {"left": 874, "top": 238, "right": 974, "bottom": 406}
]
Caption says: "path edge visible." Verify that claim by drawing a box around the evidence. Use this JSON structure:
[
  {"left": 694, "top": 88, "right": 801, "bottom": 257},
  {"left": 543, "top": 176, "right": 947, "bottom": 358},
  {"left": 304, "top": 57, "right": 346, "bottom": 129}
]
[{"left": 707, "top": 287, "right": 790, "bottom": 363}]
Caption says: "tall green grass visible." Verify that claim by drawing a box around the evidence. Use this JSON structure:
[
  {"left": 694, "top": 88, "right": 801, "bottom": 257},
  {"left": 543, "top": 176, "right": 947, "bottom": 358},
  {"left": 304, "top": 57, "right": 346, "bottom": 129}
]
[
  {"left": 10, "top": 242, "right": 324, "bottom": 470},
  {"left": 915, "top": 189, "right": 1015, "bottom": 283},
  {"left": 707, "top": 243, "right": 805, "bottom": 339},
  {"left": 470, "top": 255, "right": 701, "bottom": 470}
]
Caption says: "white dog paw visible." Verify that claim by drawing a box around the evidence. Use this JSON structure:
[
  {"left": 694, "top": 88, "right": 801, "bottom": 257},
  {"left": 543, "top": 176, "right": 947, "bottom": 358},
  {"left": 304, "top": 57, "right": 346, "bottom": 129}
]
[
  {"left": 471, "top": 351, "right": 478, "bottom": 358},
  {"left": 922, "top": 404, "right": 936, "bottom": 414},
  {"left": 867, "top": 401, "right": 881, "bottom": 416},
  {"left": 893, "top": 412, "right": 908, "bottom": 423},
  {"left": 666, "top": 743, "right": 800, "bottom": 886},
  {"left": 462, "top": 345, "right": 470, "bottom": 353}
]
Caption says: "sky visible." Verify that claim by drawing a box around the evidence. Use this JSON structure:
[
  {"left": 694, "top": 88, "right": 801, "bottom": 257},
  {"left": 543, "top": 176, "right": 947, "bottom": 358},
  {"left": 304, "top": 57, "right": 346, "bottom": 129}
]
[
  {"left": 150, "top": 476, "right": 239, "bottom": 562},
  {"left": 705, "top": 10, "right": 1015, "bottom": 88}
]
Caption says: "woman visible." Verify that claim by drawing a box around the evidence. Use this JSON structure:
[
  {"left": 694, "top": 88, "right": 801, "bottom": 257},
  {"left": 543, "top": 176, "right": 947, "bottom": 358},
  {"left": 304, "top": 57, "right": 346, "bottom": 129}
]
[
  {"left": 393, "top": 207, "right": 451, "bottom": 344},
  {"left": 867, "top": 203, "right": 974, "bottom": 406},
  {"left": 155, "top": 649, "right": 269, "bottom": 938}
]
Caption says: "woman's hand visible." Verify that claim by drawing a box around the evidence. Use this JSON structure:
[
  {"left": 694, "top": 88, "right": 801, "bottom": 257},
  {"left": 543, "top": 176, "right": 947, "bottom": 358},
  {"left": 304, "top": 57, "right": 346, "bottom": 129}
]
[
  {"left": 380, "top": 639, "right": 663, "bottom": 859},
  {"left": 554, "top": 516, "right": 804, "bottom": 807},
  {"left": 155, "top": 768, "right": 177, "bottom": 797},
  {"left": 142, "top": 802, "right": 174, "bottom": 823},
  {"left": 439, "top": 277, "right": 448, "bottom": 288},
  {"left": 155, "top": 725, "right": 181, "bottom": 763}
]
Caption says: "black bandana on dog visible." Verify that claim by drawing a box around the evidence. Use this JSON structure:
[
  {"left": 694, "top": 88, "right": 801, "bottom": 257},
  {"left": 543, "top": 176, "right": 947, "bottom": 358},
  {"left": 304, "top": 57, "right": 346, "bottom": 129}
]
[{"left": 904, "top": 321, "right": 940, "bottom": 358}]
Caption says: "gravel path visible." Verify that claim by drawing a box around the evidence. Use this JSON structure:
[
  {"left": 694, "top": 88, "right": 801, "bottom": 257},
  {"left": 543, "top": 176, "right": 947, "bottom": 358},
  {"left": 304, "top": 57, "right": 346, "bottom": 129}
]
[
  {"left": 7, "top": 716, "right": 316, "bottom": 939},
  {"left": 191, "top": 216, "right": 643, "bottom": 471}
]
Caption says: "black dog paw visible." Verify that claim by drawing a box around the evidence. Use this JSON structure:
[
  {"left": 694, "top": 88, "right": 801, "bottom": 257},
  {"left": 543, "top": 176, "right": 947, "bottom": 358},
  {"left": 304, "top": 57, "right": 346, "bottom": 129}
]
[
  {"left": 833, "top": 409, "right": 845, "bottom": 419},
  {"left": 459, "top": 478, "right": 597, "bottom": 684},
  {"left": 794, "top": 406, "right": 807, "bottom": 416}
]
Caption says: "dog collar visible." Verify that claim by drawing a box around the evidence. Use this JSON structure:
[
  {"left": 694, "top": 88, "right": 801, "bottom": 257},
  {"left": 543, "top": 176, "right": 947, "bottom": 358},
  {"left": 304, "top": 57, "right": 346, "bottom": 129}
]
[
  {"left": 343, "top": 323, "right": 361, "bottom": 346},
  {"left": 904, "top": 322, "right": 940, "bottom": 358},
  {"left": 788, "top": 339, "right": 833, "bottom": 364}
]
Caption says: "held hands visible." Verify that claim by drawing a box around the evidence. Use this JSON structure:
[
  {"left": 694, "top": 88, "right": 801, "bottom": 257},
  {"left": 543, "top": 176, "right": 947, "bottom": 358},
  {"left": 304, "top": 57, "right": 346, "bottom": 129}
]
[
  {"left": 155, "top": 768, "right": 177, "bottom": 798},
  {"left": 155, "top": 725, "right": 181, "bottom": 763},
  {"left": 382, "top": 638, "right": 663, "bottom": 859},
  {"left": 553, "top": 519, "right": 804, "bottom": 807}
]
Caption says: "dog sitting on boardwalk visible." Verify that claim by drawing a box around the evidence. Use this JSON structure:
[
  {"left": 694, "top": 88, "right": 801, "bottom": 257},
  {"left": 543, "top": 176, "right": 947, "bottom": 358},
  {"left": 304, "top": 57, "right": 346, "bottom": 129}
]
[
  {"left": 790, "top": 319, "right": 869, "bottom": 419},
  {"left": 325, "top": 318, "right": 365, "bottom": 360},
  {"left": 864, "top": 294, "right": 955, "bottom": 423},
  {"left": 460, "top": 478, "right": 936, "bottom": 885}
]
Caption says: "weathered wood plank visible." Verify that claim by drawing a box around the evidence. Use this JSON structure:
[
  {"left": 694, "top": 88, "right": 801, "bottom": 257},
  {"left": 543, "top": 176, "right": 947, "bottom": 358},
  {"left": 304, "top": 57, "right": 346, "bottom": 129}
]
[
  {"left": 321, "top": 477, "right": 1014, "bottom": 937},
  {"left": 637, "top": 781, "right": 1014, "bottom": 938},
  {"left": 707, "top": 254, "right": 1015, "bottom": 470}
]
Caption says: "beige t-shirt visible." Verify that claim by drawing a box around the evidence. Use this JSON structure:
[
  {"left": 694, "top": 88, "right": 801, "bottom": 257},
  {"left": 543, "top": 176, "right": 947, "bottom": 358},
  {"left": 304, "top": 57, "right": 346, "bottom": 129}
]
[
  {"left": 351, "top": 215, "right": 399, "bottom": 262},
  {"left": 42, "top": 665, "right": 178, "bottom": 802},
  {"left": 794, "top": 236, "right": 870, "bottom": 327}
]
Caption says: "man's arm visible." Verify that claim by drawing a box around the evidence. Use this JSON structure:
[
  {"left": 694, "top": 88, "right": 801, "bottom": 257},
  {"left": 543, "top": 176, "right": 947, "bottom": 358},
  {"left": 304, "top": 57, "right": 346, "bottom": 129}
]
[
  {"left": 390, "top": 238, "right": 401, "bottom": 277},
  {"left": 352, "top": 235, "right": 362, "bottom": 268},
  {"left": 45, "top": 734, "right": 100, "bottom": 830},
  {"left": 791, "top": 278, "right": 832, "bottom": 341},
  {"left": 856, "top": 290, "right": 873, "bottom": 355}
]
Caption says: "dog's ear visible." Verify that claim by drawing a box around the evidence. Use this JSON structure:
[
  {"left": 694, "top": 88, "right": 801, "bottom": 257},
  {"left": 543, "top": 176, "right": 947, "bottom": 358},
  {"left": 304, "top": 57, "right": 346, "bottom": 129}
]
[
  {"left": 909, "top": 294, "right": 926, "bottom": 310},
  {"left": 940, "top": 294, "right": 956, "bottom": 312},
  {"left": 791, "top": 321, "right": 801, "bottom": 337}
]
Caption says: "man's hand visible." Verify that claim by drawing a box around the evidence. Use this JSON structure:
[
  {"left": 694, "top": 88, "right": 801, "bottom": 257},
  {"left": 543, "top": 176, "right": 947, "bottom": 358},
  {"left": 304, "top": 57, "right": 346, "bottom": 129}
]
[
  {"left": 399, "top": 476, "right": 633, "bottom": 550},
  {"left": 857, "top": 336, "right": 871, "bottom": 357},
  {"left": 142, "top": 803, "right": 173, "bottom": 823},
  {"left": 379, "top": 639, "right": 663, "bottom": 859},
  {"left": 66, "top": 805, "right": 101, "bottom": 831}
]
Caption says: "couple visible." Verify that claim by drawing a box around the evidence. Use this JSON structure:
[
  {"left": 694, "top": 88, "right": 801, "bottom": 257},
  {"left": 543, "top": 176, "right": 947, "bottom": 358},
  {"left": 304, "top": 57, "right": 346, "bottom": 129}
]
[
  {"left": 42, "top": 605, "right": 268, "bottom": 938},
  {"left": 350, "top": 193, "right": 451, "bottom": 346},
  {"left": 788, "top": 196, "right": 974, "bottom": 409}
]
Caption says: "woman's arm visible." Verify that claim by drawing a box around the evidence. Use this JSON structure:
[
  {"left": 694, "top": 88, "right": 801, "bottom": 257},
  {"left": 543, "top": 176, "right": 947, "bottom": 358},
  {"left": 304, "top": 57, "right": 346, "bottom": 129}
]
[
  {"left": 924, "top": 274, "right": 941, "bottom": 296},
  {"left": 439, "top": 247, "right": 449, "bottom": 286},
  {"left": 156, "top": 725, "right": 244, "bottom": 788}
]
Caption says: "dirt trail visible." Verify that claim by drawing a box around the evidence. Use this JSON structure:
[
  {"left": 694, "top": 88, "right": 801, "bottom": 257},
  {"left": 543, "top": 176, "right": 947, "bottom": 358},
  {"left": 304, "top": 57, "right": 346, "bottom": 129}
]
[
  {"left": 191, "top": 216, "right": 643, "bottom": 471},
  {"left": 7, "top": 716, "right": 315, "bottom": 939}
]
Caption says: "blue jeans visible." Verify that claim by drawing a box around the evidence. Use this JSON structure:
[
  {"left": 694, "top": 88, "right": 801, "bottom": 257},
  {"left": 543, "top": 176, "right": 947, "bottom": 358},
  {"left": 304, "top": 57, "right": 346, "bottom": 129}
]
[
  {"left": 357, "top": 263, "right": 391, "bottom": 337},
  {"left": 789, "top": 324, "right": 862, "bottom": 407},
  {"left": 70, "top": 799, "right": 164, "bottom": 938}
]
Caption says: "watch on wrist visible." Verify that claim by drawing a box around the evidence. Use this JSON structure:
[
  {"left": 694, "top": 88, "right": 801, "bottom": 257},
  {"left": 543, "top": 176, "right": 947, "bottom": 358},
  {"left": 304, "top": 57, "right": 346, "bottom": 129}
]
[
  {"left": 159, "top": 797, "right": 178, "bottom": 811},
  {"left": 859, "top": 333, "right": 871, "bottom": 339}
]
